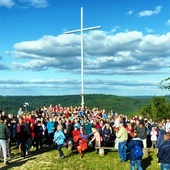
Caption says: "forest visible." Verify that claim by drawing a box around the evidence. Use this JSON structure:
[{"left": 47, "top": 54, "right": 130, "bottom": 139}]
[{"left": 0, "top": 94, "right": 170, "bottom": 121}]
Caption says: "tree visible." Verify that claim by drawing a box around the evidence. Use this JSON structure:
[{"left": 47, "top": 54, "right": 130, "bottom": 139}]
[
  {"left": 150, "top": 101, "right": 157, "bottom": 121},
  {"left": 160, "top": 66, "right": 170, "bottom": 90},
  {"left": 138, "top": 96, "right": 170, "bottom": 121}
]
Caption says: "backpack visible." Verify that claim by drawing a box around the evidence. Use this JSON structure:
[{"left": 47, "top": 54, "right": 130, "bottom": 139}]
[{"left": 134, "top": 145, "right": 143, "bottom": 157}]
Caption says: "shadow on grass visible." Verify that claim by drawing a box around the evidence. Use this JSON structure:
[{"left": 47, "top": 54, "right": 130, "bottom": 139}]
[
  {"left": 0, "top": 145, "right": 56, "bottom": 169},
  {"left": 0, "top": 156, "right": 36, "bottom": 170},
  {"left": 142, "top": 155, "right": 153, "bottom": 170}
]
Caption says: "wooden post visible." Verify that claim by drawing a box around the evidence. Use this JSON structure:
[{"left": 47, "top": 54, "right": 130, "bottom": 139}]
[
  {"left": 99, "top": 148, "right": 105, "bottom": 156},
  {"left": 143, "top": 148, "right": 148, "bottom": 157}
]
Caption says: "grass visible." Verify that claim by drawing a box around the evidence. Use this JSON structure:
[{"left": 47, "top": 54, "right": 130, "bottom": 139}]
[{"left": 0, "top": 146, "right": 160, "bottom": 170}]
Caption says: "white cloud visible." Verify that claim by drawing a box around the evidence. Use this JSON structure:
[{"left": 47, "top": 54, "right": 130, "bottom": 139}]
[
  {"left": 138, "top": 6, "right": 162, "bottom": 17},
  {"left": 110, "top": 25, "right": 120, "bottom": 33},
  {"left": 0, "top": 0, "right": 15, "bottom": 8},
  {"left": 145, "top": 27, "right": 154, "bottom": 33},
  {"left": 126, "top": 10, "right": 133, "bottom": 15},
  {"left": 18, "top": 0, "right": 48, "bottom": 8},
  {"left": 7, "top": 30, "right": 170, "bottom": 77},
  {"left": 166, "top": 19, "right": 170, "bottom": 26},
  {"left": 0, "top": 0, "right": 48, "bottom": 8}
]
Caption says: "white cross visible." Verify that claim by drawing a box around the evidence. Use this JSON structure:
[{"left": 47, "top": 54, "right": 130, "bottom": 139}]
[{"left": 65, "top": 7, "right": 101, "bottom": 108}]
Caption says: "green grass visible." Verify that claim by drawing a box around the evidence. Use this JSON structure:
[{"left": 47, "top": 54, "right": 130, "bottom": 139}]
[{"left": 0, "top": 147, "right": 160, "bottom": 170}]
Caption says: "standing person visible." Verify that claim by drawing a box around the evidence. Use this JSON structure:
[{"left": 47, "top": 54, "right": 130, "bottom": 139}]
[
  {"left": 156, "top": 128, "right": 166, "bottom": 166},
  {"left": 165, "top": 119, "right": 170, "bottom": 133},
  {"left": 0, "top": 117, "right": 10, "bottom": 165},
  {"left": 127, "top": 132, "right": 143, "bottom": 170},
  {"left": 115, "top": 122, "right": 128, "bottom": 162},
  {"left": 126, "top": 122, "right": 134, "bottom": 142},
  {"left": 53, "top": 125, "right": 66, "bottom": 159},
  {"left": 18, "top": 108, "right": 23, "bottom": 115},
  {"left": 156, "top": 128, "right": 166, "bottom": 149},
  {"left": 89, "top": 127, "right": 102, "bottom": 153},
  {"left": 17, "top": 116, "right": 30, "bottom": 157},
  {"left": 157, "top": 132, "right": 170, "bottom": 170},
  {"left": 136, "top": 123, "right": 147, "bottom": 148},
  {"left": 34, "top": 120, "right": 43, "bottom": 151},
  {"left": 46, "top": 118, "right": 55, "bottom": 147},
  {"left": 150, "top": 126, "right": 158, "bottom": 148}
]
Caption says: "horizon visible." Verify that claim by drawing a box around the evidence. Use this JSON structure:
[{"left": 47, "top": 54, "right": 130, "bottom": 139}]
[{"left": 0, "top": 94, "right": 168, "bottom": 98}]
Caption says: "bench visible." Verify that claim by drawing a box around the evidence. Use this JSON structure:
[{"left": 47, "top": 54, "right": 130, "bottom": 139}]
[
  {"left": 95, "top": 147, "right": 149, "bottom": 157},
  {"left": 95, "top": 147, "right": 117, "bottom": 156}
]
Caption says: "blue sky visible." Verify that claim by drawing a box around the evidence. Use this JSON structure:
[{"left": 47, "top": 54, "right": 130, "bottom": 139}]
[{"left": 0, "top": 0, "right": 170, "bottom": 97}]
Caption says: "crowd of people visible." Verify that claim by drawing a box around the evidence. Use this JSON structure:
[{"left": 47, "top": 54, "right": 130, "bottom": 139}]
[{"left": 0, "top": 104, "right": 170, "bottom": 169}]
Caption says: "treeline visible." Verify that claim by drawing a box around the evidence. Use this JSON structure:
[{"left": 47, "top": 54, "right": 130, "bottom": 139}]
[{"left": 0, "top": 94, "right": 169, "bottom": 120}]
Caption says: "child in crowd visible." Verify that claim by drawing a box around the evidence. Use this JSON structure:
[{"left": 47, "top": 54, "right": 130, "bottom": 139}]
[{"left": 150, "top": 126, "right": 158, "bottom": 148}]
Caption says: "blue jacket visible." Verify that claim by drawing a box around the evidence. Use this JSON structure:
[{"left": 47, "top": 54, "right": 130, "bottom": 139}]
[
  {"left": 53, "top": 130, "right": 66, "bottom": 145},
  {"left": 127, "top": 138, "right": 143, "bottom": 160},
  {"left": 157, "top": 140, "right": 170, "bottom": 164},
  {"left": 46, "top": 121, "right": 54, "bottom": 133},
  {"left": 156, "top": 129, "right": 166, "bottom": 148}
]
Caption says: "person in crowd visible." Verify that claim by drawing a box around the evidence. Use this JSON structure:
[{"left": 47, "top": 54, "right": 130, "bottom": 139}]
[
  {"left": 93, "top": 120, "right": 102, "bottom": 133},
  {"left": 89, "top": 127, "right": 102, "bottom": 153},
  {"left": 11, "top": 118, "right": 17, "bottom": 144},
  {"left": 18, "top": 108, "right": 23, "bottom": 115},
  {"left": 157, "top": 132, "right": 170, "bottom": 170},
  {"left": 40, "top": 118, "right": 46, "bottom": 145},
  {"left": 72, "top": 126, "right": 81, "bottom": 144},
  {"left": 139, "top": 115, "right": 144, "bottom": 125},
  {"left": 156, "top": 128, "right": 166, "bottom": 165},
  {"left": 156, "top": 128, "right": 166, "bottom": 149},
  {"left": 101, "top": 109, "right": 108, "bottom": 120},
  {"left": 72, "top": 118, "right": 81, "bottom": 130},
  {"left": 3, "top": 114, "right": 13, "bottom": 159},
  {"left": 113, "top": 115, "right": 121, "bottom": 129},
  {"left": 99, "top": 119, "right": 105, "bottom": 129},
  {"left": 136, "top": 123, "right": 147, "bottom": 148},
  {"left": 126, "top": 122, "right": 134, "bottom": 142},
  {"left": 46, "top": 118, "right": 55, "bottom": 147},
  {"left": 102, "top": 123, "right": 112, "bottom": 147},
  {"left": 84, "top": 119, "right": 93, "bottom": 137},
  {"left": 16, "top": 116, "right": 31, "bottom": 157},
  {"left": 145, "top": 118, "right": 153, "bottom": 148},
  {"left": 73, "top": 126, "right": 88, "bottom": 158},
  {"left": 127, "top": 132, "right": 143, "bottom": 170},
  {"left": 65, "top": 119, "right": 72, "bottom": 134},
  {"left": 53, "top": 124, "right": 66, "bottom": 159},
  {"left": 29, "top": 121, "right": 35, "bottom": 149},
  {"left": 165, "top": 119, "right": 170, "bottom": 133},
  {"left": 34, "top": 120, "right": 43, "bottom": 151},
  {"left": 134, "top": 119, "right": 140, "bottom": 131},
  {"left": 115, "top": 122, "right": 128, "bottom": 162},
  {"left": 1, "top": 111, "right": 7, "bottom": 121},
  {"left": 0, "top": 117, "right": 10, "bottom": 165},
  {"left": 150, "top": 126, "right": 158, "bottom": 148}
]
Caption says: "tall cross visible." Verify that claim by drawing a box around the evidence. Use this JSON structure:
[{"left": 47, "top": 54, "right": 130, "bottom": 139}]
[{"left": 65, "top": 7, "right": 101, "bottom": 108}]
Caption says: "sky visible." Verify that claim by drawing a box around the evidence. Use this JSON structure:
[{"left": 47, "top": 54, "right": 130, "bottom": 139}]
[{"left": 0, "top": 0, "right": 170, "bottom": 97}]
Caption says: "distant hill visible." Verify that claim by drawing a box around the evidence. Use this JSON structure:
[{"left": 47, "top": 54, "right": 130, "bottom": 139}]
[{"left": 0, "top": 94, "right": 156, "bottom": 116}]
